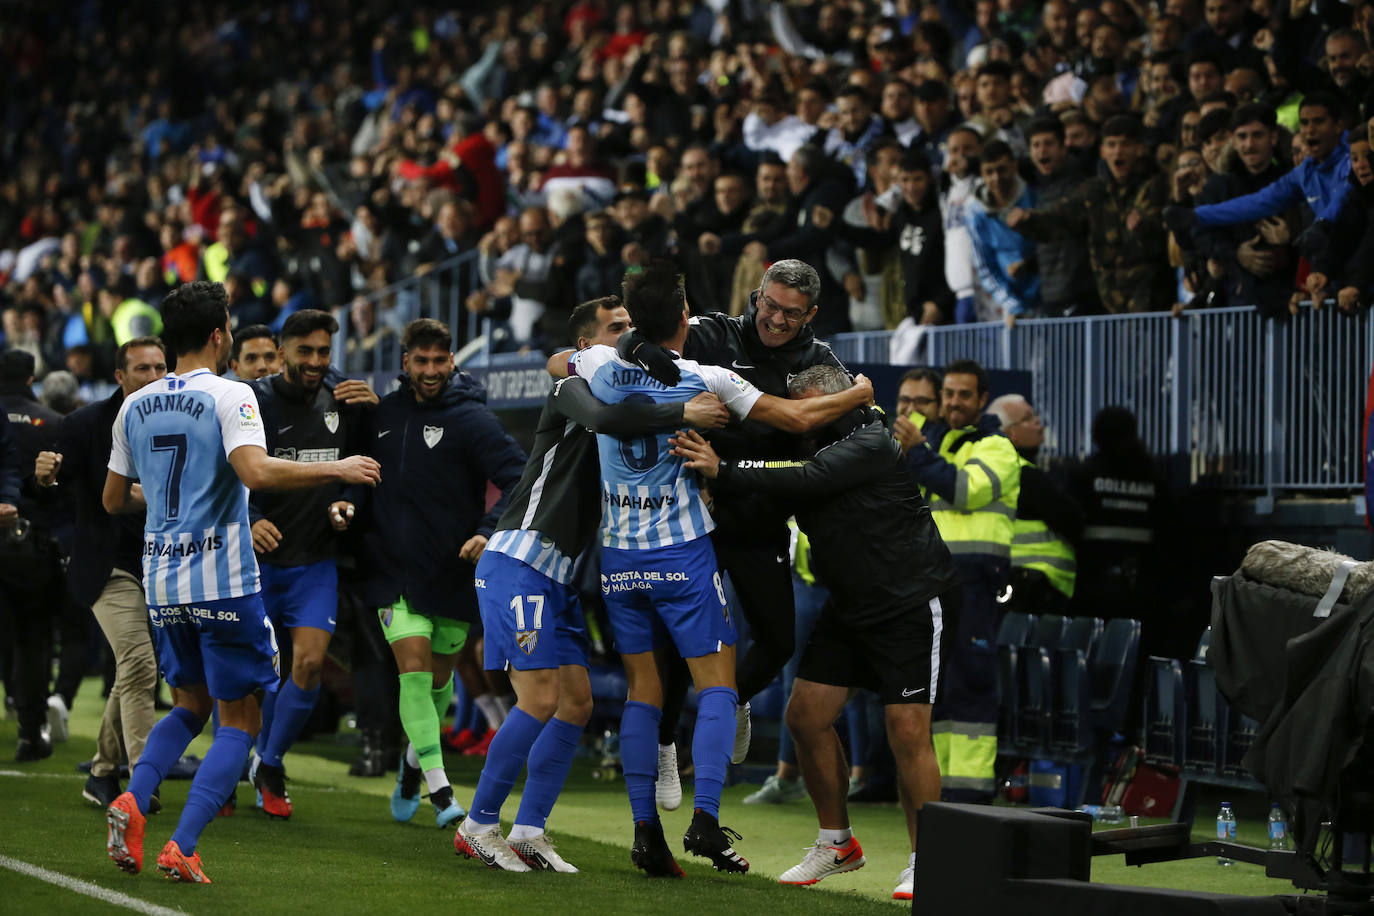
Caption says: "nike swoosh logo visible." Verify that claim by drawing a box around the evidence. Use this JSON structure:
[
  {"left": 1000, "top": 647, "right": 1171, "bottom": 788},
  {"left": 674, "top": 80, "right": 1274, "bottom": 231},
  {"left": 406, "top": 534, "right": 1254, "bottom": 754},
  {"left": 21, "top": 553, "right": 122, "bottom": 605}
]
[
  {"left": 902, "top": 687, "right": 926, "bottom": 697},
  {"left": 327, "top": 617, "right": 336, "bottom": 625},
  {"left": 377, "top": 430, "right": 391, "bottom": 438},
  {"left": 732, "top": 360, "right": 755, "bottom": 370},
  {"left": 833, "top": 846, "right": 860, "bottom": 866},
  {"left": 776, "top": 555, "right": 786, "bottom": 563},
  {"left": 278, "top": 425, "right": 292, "bottom": 433},
  {"left": 480, "top": 809, "right": 499, "bottom": 817}
]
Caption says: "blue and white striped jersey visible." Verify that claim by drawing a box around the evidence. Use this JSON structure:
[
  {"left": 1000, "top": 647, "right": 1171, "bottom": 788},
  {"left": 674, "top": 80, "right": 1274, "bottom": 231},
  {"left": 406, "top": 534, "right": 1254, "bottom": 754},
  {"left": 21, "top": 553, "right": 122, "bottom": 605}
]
[
  {"left": 571, "top": 345, "right": 762, "bottom": 551},
  {"left": 109, "top": 369, "right": 267, "bottom": 605}
]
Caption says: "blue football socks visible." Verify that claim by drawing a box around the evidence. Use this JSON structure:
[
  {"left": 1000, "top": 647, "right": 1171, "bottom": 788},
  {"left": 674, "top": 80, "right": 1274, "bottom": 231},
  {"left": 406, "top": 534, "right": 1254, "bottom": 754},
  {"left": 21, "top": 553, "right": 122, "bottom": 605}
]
[
  {"left": 691, "top": 687, "right": 738, "bottom": 819},
  {"left": 171, "top": 726, "right": 253, "bottom": 855},
  {"left": 255, "top": 685, "right": 279, "bottom": 759},
  {"left": 620, "top": 701, "right": 662, "bottom": 824},
  {"left": 128, "top": 706, "right": 203, "bottom": 814},
  {"left": 260, "top": 680, "right": 320, "bottom": 770},
  {"left": 514, "top": 716, "right": 582, "bottom": 831},
  {"left": 467, "top": 707, "right": 544, "bottom": 826}
]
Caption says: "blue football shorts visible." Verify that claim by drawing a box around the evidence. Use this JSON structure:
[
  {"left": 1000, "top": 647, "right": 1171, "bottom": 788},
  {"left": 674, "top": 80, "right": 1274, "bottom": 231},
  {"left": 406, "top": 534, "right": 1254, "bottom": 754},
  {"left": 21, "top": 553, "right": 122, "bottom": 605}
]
[
  {"left": 475, "top": 550, "right": 589, "bottom": 672},
  {"left": 148, "top": 593, "right": 280, "bottom": 701},
  {"left": 600, "top": 537, "right": 736, "bottom": 658},
  {"left": 260, "top": 557, "right": 339, "bottom": 635}
]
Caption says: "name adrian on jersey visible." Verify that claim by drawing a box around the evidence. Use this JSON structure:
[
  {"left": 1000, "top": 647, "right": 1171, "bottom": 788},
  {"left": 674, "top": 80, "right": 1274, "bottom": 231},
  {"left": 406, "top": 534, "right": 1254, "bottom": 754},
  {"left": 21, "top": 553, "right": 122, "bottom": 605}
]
[
  {"left": 609, "top": 367, "right": 667, "bottom": 390},
  {"left": 145, "top": 534, "right": 224, "bottom": 558},
  {"left": 604, "top": 491, "right": 677, "bottom": 510},
  {"left": 133, "top": 393, "right": 207, "bottom": 424}
]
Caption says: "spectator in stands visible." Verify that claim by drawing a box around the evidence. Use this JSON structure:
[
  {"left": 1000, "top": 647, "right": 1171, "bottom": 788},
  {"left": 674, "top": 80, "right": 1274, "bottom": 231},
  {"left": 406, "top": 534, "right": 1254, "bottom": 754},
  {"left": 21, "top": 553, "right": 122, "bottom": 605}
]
[
  {"left": 470, "top": 206, "right": 559, "bottom": 350},
  {"left": 228, "top": 325, "right": 280, "bottom": 382},
  {"left": 1168, "top": 92, "right": 1353, "bottom": 300},
  {"left": 1010, "top": 115, "right": 1173, "bottom": 314},
  {"left": 680, "top": 172, "right": 753, "bottom": 318},
  {"left": 1186, "top": 103, "right": 1296, "bottom": 317},
  {"left": 940, "top": 126, "right": 985, "bottom": 323},
  {"left": 966, "top": 139, "right": 1041, "bottom": 323},
  {"left": 1025, "top": 117, "right": 1099, "bottom": 316},
  {"left": 820, "top": 87, "right": 888, "bottom": 191},
  {"left": 815, "top": 150, "right": 954, "bottom": 327}
]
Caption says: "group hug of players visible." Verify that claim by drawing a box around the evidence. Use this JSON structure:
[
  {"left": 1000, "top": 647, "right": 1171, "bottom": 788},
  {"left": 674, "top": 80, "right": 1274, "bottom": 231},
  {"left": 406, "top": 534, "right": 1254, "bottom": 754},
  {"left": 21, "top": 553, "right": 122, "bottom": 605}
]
[{"left": 99, "top": 260, "right": 953, "bottom": 902}]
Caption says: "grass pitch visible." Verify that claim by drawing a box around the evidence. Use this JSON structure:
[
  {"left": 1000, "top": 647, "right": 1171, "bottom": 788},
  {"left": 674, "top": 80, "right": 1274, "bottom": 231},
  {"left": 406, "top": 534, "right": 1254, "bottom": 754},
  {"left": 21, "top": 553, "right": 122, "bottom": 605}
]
[{"left": 0, "top": 679, "right": 1293, "bottom": 914}]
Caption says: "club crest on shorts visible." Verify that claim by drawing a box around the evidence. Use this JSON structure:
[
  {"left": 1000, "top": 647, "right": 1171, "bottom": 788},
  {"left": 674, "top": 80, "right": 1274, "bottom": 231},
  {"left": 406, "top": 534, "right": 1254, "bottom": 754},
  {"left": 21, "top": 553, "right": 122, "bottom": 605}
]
[
  {"left": 423, "top": 425, "right": 444, "bottom": 448},
  {"left": 323, "top": 411, "right": 339, "bottom": 434},
  {"left": 517, "top": 629, "right": 539, "bottom": 654}
]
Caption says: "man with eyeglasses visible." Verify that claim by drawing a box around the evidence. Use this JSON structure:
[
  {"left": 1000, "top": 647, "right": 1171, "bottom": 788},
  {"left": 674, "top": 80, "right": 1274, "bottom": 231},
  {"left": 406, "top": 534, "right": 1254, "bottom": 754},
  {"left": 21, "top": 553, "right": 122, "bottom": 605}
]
[
  {"left": 894, "top": 368, "right": 942, "bottom": 454},
  {"left": 616, "top": 258, "right": 849, "bottom": 812},
  {"left": 988, "top": 394, "right": 1082, "bottom": 616}
]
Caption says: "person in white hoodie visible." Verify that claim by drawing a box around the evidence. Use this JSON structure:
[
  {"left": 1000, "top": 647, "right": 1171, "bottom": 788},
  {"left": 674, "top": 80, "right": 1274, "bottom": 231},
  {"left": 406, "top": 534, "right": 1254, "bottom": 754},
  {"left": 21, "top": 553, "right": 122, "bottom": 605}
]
[{"left": 939, "top": 125, "right": 985, "bottom": 324}]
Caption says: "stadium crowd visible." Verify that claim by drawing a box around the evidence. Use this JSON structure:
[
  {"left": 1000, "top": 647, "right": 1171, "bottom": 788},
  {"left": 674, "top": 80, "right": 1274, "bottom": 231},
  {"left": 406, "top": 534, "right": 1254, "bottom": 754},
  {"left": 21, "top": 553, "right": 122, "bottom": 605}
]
[
  {"left": 0, "top": 0, "right": 1361, "bottom": 899},
  {"left": 4, "top": 0, "right": 1374, "bottom": 381}
]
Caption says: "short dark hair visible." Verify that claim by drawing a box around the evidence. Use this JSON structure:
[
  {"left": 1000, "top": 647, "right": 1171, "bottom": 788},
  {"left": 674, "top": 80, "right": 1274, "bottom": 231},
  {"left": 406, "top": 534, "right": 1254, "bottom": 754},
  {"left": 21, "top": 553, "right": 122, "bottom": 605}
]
[
  {"left": 943, "top": 358, "right": 988, "bottom": 395},
  {"left": 835, "top": 85, "right": 872, "bottom": 106},
  {"left": 977, "top": 60, "right": 1014, "bottom": 82},
  {"left": 800, "top": 78, "right": 834, "bottom": 101},
  {"left": 1299, "top": 90, "right": 1346, "bottom": 122},
  {"left": 1231, "top": 102, "right": 1277, "bottom": 131},
  {"left": 0, "top": 349, "right": 35, "bottom": 385},
  {"left": 1101, "top": 113, "right": 1144, "bottom": 141},
  {"left": 161, "top": 280, "right": 230, "bottom": 358},
  {"left": 402, "top": 318, "right": 452, "bottom": 352},
  {"left": 898, "top": 148, "right": 933, "bottom": 174},
  {"left": 981, "top": 138, "right": 1015, "bottom": 163},
  {"left": 231, "top": 324, "right": 277, "bottom": 362},
  {"left": 1198, "top": 90, "right": 1237, "bottom": 109},
  {"left": 280, "top": 308, "right": 339, "bottom": 342},
  {"left": 116, "top": 336, "right": 166, "bottom": 374},
  {"left": 900, "top": 366, "right": 942, "bottom": 388},
  {"left": 1196, "top": 108, "right": 1233, "bottom": 143},
  {"left": 1026, "top": 115, "right": 1065, "bottom": 144},
  {"left": 867, "top": 138, "right": 903, "bottom": 168},
  {"left": 622, "top": 261, "right": 685, "bottom": 344},
  {"left": 569, "top": 295, "right": 622, "bottom": 342}
]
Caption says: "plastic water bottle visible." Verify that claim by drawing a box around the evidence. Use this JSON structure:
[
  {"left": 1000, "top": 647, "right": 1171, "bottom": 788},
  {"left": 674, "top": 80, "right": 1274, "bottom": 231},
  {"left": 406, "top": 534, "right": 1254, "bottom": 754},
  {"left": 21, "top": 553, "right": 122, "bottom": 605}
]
[
  {"left": 1268, "top": 803, "right": 1289, "bottom": 851},
  {"left": 1217, "top": 802, "right": 1237, "bottom": 865},
  {"left": 1079, "top": 804, "right": 1125, "bottom": 824}
]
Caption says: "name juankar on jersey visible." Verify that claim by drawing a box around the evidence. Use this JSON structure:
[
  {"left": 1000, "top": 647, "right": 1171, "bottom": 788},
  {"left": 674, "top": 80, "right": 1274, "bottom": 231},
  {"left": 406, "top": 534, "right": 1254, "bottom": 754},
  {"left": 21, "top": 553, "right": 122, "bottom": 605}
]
[{"left": 133, "top": 393, "right": 207, "bottom": 423}]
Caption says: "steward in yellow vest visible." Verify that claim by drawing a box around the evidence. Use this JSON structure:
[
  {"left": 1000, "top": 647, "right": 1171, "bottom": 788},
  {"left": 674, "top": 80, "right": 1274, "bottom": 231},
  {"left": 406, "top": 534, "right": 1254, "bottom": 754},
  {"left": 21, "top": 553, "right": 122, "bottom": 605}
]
[{"left": 904, "top": 360, "right": 1019, "bottom": 803}]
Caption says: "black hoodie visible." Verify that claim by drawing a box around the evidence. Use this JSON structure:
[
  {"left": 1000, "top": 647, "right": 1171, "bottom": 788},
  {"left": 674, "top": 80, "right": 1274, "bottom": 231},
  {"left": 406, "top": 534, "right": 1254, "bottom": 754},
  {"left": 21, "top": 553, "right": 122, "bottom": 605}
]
[{"left": 358, "top": 370, "right": 527, "bottom": 620}]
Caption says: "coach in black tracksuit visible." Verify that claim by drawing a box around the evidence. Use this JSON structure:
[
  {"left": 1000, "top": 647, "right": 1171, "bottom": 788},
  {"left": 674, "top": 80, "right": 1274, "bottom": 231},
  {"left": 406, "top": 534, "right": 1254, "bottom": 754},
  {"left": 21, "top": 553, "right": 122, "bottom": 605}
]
[
  {"left": 670, "top": 372, "right": 958, "bottom": 894},
  {"left": 619, "top": 258, "right": 847, "bottom": 758}
]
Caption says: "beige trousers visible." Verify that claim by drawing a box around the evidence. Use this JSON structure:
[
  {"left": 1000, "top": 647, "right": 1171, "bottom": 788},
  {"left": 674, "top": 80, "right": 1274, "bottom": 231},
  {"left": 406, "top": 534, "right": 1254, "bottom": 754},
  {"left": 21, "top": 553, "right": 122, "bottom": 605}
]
[{"left": 89, "top": 570, "right": 157, "bottom": 778}]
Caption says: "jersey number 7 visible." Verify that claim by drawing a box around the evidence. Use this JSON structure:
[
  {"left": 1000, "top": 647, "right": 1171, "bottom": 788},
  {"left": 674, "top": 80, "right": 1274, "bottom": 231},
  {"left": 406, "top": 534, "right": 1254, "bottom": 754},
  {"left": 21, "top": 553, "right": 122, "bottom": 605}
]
[{"left": 151, "top": 433, "right": 188, "bottom": 521}]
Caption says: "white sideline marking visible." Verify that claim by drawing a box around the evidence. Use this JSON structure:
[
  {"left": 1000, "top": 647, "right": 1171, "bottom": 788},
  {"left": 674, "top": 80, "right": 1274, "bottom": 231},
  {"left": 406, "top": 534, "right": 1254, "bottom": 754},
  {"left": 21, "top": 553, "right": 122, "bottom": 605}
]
[{"left": 0, "top": 855, "right": 192, "bottom": 916}]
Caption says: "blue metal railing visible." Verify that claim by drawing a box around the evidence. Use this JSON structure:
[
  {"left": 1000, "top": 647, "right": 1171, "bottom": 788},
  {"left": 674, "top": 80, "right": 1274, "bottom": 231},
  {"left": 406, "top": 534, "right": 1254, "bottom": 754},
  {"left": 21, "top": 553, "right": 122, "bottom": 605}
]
[
  {"left": 830, "top": 305, "right": 1374, "bottom": 494},
  {"left": 331, "top": 260, "right": 1370, "bottom": 495},
  {"left": 330, "top": 249, "right": 486, "bottom": 380}
]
